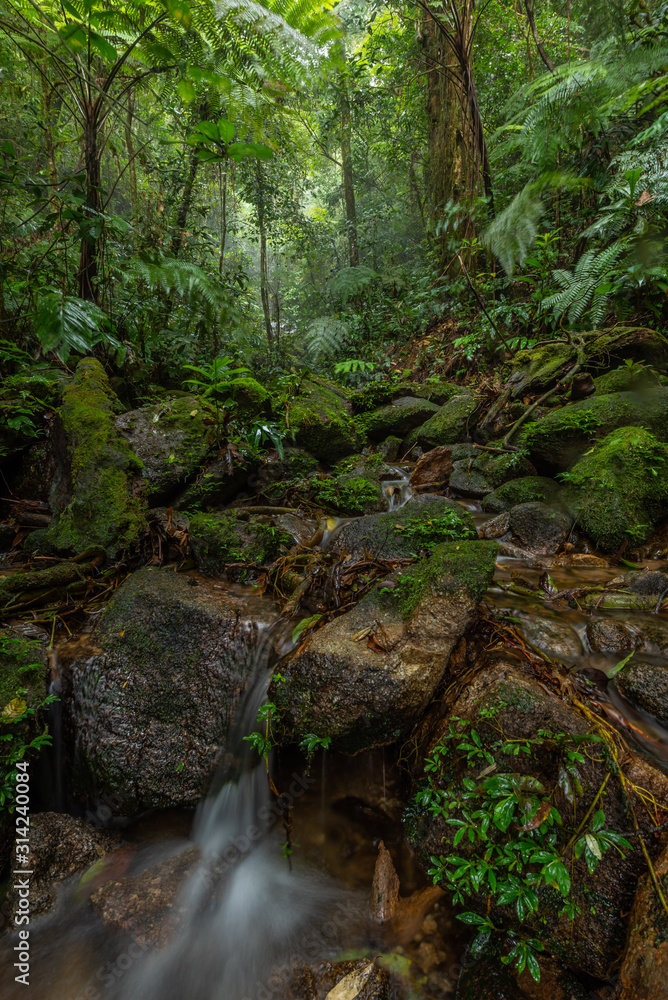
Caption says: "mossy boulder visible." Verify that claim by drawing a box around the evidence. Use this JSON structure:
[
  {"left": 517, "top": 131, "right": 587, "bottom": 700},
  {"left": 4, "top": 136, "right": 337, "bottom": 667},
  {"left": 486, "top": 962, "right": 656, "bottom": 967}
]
[
  {"left": 520, "top": 389, "right": 668, "bottom": 469},
  {"left": 289, "top": 377, "right": 363, "bottom": 460},
  {"left": 329, "top": 494, "right": 475, "bottom": 561},
  {"left": 449, "top": 451, "right": 537, "bottom": 499},
  {"left": 415, "top": 395, "right": 479, "bottom": 448},
  {"left": 407, "top": 655, "right": 668, "bottom": 979},
  {"left": 616, "top": 661, "right": 668, "bottom": 727},
  {"left": 618, "top": 842, "right": 668, "bottom": 1000},
  {"left": 271, "top": 540, "right": 498, "bottom": 753},
  {"left": 173, "top": 452, "right": 257, "bottom": 512},
  {"left": 116, "top": 394, "right": 217, "bottom": 505},
  {"left": 361, "top": 397, "right": 440, "bottom": 440},
  {"left": 38, "top": 358, "right": 147, "bottom": 557},
  {"left": 350, "top": 378, "right": 462, "bottom": 413},
  {"left": 229, "top": 376, "right": 271, "bottom": 416},
  {"left": 594, "top": 364, "right": 661, "bottom": 395},
  {"left": 71, "top": 567, "right": 278, "bottom": 812},
  {"left": 482, "top": 476, "right": 561, "bottom": 513},
  {"left": 189, "top": 510, "right": 293, "bottom": 580},
  {"left": 561, "top": 426, "right": 668, "bottom": 552}
]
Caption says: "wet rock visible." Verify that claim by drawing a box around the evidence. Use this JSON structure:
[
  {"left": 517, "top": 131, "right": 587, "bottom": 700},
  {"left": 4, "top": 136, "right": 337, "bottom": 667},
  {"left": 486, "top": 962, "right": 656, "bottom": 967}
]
[
  {"left": 508, "top": 502, "right": 573, "bottom": 555},
  {"left": 0, "top": 522, "right": 15, "bottom": 551},
  {"left": 586, "top": 619, "right": 640, "bottom": 654},
  {"left": 5, "top": 439, "right": 57, "bottom": 506},
  {"left": 478, "top": 510, "right": 510, "bottom": 539},
  {"left": 594, "top": 363, "right": 661, "bottom": 395},
  {"left": 456, "top": 956, "right": 522, "bottom": 999},
  {"left": 71, "top": 567, "right": 278, "bottom": 812},
  {"left": 408, "top": 447, "right": 454, "bottom": 494},
  {"left": 252, "top": 448, "right": 320, "bottom": 493},
  {"left": 482, "top": 477, "right": 561, "bottom": 514},
  {"left": 362, "top": 397, "right": 440, "bottom": 440},
  {"left": 415, "top": 395, "right": 479, "bottom": 448},
  {"left": 175, "top": 451, "right": 258, "bottom": 510},
  {"left": 448, "top": 459, "right": 492, "bottom": 498},
  {"left": 290, "top": 378, "right": 363, "bottom": 460},
  {"left": 517, "top": 614, "right": 583, "bottom": 660},
  {"left": 621, "top": 568, "right": 668, "bottom": 596},
  {"left": 618, "top": 842, "right": 668, "bottom": 1000},
  {"left": 90, "top": 845, "right": 200, "bottom": 948},
  {"left": 407, "top": 655, "right": 668, "bottom": 979},
  {"left": 6, "top": 813, "right": 121, "bottom": 926},
  {"left": 29, "top": 358, "right": 147, "bottom": 557},
  {"left": 328, "top": 494, "right": 475, "bottom": 561},
  {"left": 561, "top": 426, "right": 668, "bottom": 552},
  {"left": 520, "top": 388, "right": 668, "bottom": 469},
  {"left": 188, "top": 510, "right": 293, "bottom": 580},
  {"left": 616, "top": 659, "right": 668, "bottom": 726},
  {"left": 272, "top": 540, "right": 498, "bottom": 753},
  {"left": 376, "top": 436, "right": 403, "bottom": 462},
  {"left": 116, "top": 395, "right": 217, "bottom": 505}
]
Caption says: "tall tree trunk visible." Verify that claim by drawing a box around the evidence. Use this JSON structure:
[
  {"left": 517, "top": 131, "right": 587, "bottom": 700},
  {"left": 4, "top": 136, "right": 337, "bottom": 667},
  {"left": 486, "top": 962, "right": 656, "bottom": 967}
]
[
  {"left": 524, "top": 0, "right": 556, "bottom": 73},
  {"left": 420, "top": 1, "right": 493, "bottom": 261},
  {"left": 340, "top": 89, "right": 359, "bottom": 267},
  {"left": 40, "top": 73, "right": 59, "bottom": 209},
  {"left": 170, "top": 147, "right": 199, "bottom": 258},
  {"left": 124, "top": 89, "right": 138, "bottom": 220},
  {"left": 256, "top": 163, "right": 273, "bottom": 347},
  {"left": 78, "top": 107, "right": 101, "bottom": 302},
  {"left": 218, "top": 163, "right": 228, "bottom": 276}
]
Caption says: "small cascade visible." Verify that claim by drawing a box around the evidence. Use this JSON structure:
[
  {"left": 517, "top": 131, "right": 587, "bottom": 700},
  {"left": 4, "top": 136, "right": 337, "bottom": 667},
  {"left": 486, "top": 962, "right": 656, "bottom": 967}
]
[
  {"left": 382, "top": 466, "right": 413, "bottom": 510},
  {"left": 46, "top": 647, "right": 65, "bottom": 812}
]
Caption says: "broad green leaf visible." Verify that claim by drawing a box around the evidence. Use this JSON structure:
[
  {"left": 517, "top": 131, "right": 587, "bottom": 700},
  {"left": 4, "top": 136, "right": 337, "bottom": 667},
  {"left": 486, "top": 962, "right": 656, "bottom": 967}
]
[
  {"left": 89, "top": 30, "right": 117, "bottom": 63},
  {"left": 193, "top": 121, "right": 220, "bottom": 143},
  {"left": 177, "top": 79, "right": 196, "bottom": 103},
  {"left": 217, "top": 118, "right": 235, "bottom": 143},
  {"left": 493, "top": 796, "right": 516, "bottom": 832},
  {"left": 58, "top": 23, "right": 87, "bottom": 50},
  {"left": 585, "top": 833, "right": 602, "bottom": 860}
]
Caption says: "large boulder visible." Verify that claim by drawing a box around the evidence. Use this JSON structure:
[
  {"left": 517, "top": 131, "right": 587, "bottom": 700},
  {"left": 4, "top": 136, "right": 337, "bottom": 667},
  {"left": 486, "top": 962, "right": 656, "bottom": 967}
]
[
  {"left": 415, "top": 395, "right": 479, "bottom": 448},
  {"left": 289, "top": 377, "right": 363, "bottom": 460},
  {"left": 328, "top": 494, "right": 475, "bottom": 561},
  {"left": 31, "top": 358, "right": 147, "bottom": 556},
  {"left": 482, "top": 476, "right": 561, "bottom": 514},
  {"left": 616, "top": 660, "right": 668, "bottom": 727},
  {"left": 271, "top": 540, "right": 498, "bottom": 753},
  {"left": 521, "top": 388, "right": 668, "bottom": 469},
  {"left": 508, "top": 502, "right": 573, "bottom": 556},
  {"left": 561, "top": 426, "right": 668, "bottom": 552},
  {"left": 618, "top": 843, "right": 668, "bottom": 1000},
  {"left": 407, "top": 655, "right": 668, "bottom": 980},
  {"left": 361, "top": 397, "right": 440, "bottom": 440},
  {"left": 116, "top": 395, "right": 217, "bottom": 505},
  {"left": 71, "top": 567, "right": 278, "bottom": 812}
]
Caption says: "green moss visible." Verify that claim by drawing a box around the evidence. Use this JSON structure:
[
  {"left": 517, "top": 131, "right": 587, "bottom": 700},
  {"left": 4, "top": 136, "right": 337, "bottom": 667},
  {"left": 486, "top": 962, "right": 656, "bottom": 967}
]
[
  {"left": 594, "top": 363, "right": 660, "bottom": 395},
  {"left": 231, "top": 376, "right": 271, "bottom": 416},
  {"left": 521, "top": 388, "right": 668, "bottom": 467},
  {"left": 44, "top": 358, "right": 147, "bottom": 556},
  {"left": 416, "top": 394, "right": 479, "bottom": 447},
  {"left": 312, "top": 475, "right": 382, "bottom": 515},
  {"left": 561, "top": 426, "right": 668, "bottom": 551},
  {"left": 0, "top": 630, "right": 48, "bottom": 795},
  {"left": 189, "top": 511, "right": 292, "bottom": 574},
  {"left": 389, "top": 539, "right": 498, "bottom": 620},
  {"left": 482, "top": 476, "right": 561, "bottom": 514},
  {"left": 290, "top": 377, "right": 364, "bottom": 460}
]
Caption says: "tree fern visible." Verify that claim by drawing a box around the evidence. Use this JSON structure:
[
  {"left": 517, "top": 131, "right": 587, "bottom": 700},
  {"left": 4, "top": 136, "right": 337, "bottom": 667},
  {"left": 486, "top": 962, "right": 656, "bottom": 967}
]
[
  {"left": 34, "top": 293, "right": 123, "bottom": 363},
  {"left": 303, "top": 316, "right": 349, "bottom": 361},
  {"left": 327, "top": 266, "right": 379, "bottom": 303},
  {"left": 121, "top": 256, "right": 229, "bottom": 308},
  {"left": 542, "top": 241, "right": 626, "bottom": 328}
]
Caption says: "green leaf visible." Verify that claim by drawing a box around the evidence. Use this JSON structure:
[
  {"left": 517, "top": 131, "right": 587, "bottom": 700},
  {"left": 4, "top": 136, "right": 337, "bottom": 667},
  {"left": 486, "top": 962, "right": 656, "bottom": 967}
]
[
  {"left": 585, "top": 833, "right": 603, "bottom": 860},
  {"left": 493, "top": 796, "right": 516, "bottom": 833},
  {"left": 608, "top": 650, "right": 634, "bottom": 677},
  {"left": 177, "top": 79, "right": 196, "bottom": 103},
  {"left": 227, "top": 142, "right": 274, "bottom": 161},
  {"left": 217, "top": 118, "right": 235, "bottom": 143},
  {"left": 292, "top": 614, "right": 323, "bottom": 644},
  {"left": 89, "top": 30, "right": 117, "bottom": 63},
  {"left": 166, "top": 0, "right": 192, "bottom": 29},
  {"left": 193, "top": 121, "right": 221, "bottom": 143}
]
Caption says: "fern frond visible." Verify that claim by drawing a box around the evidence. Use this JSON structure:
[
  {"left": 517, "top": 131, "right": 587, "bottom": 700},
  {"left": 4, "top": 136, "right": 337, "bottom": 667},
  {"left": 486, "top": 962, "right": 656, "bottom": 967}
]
[{"left": 304, "top": 316, "right": 349, "bottom": 361}]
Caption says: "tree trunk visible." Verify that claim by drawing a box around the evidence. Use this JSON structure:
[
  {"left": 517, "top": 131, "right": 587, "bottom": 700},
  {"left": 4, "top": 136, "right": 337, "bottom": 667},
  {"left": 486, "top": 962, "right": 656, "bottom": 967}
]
[
  {"left": 124, "top": 89, "right": 138, "bottom": 220},
  {"left": 340, "top": 89, "right": 359, "bottom": 268},
  {"left": 170, "top": 146, "right": 199, "bottom": 258},
  {"left": 77, "top": 107, "right": 101, "bottom": 302},
  {"left": 524, "top": 0, "right": 556, "bottom": 73},
  {"left": 256, "top": 163, "right": 273, "bottom": 347},
  {"left": 40, "top": 73, "right": 59, "bottom": 209}
]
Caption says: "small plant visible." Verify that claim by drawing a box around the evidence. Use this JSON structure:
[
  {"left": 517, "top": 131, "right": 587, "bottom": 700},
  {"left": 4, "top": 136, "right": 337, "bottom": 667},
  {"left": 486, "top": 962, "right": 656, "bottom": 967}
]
[
  {"left": 1, "top": 690, "right": 57, "bottom": 812},
  {"left": 410, "top": 715, "right": 632, "bottom": 982}
]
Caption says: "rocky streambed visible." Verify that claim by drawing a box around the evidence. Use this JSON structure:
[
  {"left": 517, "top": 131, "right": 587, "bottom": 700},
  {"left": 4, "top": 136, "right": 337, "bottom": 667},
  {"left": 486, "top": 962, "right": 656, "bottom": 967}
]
[{"left": 2, "top": 328, "right": 668, "bottom": 998}]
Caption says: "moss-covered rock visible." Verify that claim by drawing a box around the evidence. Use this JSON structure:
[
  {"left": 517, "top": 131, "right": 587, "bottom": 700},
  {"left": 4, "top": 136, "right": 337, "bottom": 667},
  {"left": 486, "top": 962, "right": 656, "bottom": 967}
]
[
  {"left": 188, "top": 510, "right": 293, "bottom": 579},
  {"left": 289, "top": 377, "right": 363, "bottom": 460},
  {"left": 521, "top": 389, "right": 668, "bottom": 469},
  {"left": 361, "top": 397, "right": 440, "bottom": 440},
  {"left": 616, "top": 661, "right": 668, "bottom": 727},
  {"left": 508, "top": 501, "right": 574, "bottom": 555},
  {"left": 271, "top": 540, "right": 498, "bottom": 753},
  {"left": 70, "top": 568, "right": 278, "bottom": 812},
  {"left": 230, "top": 376, "right": 271, "bottom": 416},
  {"left": 594, "top": 364, "right": 661, "bottom": 395},
  {"left": 116, "top": 394, "right": 217, "bottom": 505},
  {"left": 482, "top": 476, "right": 561, "bottom": 513},
  {"left": 407, "top": 656, "right": 668, "bottom": 980},
  {"left": 40, "top": 358, "right": 147, "bottom": 557},
  {"left": 350, "top": 378, "right": 463, "bottom": 413},
  {"left": 561, "top": 426, "right": 668, "bottom": 552},
  {"left": 415, "top": 395, "right": 479, "bottom": 448},
  {"left": 329, "top": 494, "right": 476, "bottom": 560}
]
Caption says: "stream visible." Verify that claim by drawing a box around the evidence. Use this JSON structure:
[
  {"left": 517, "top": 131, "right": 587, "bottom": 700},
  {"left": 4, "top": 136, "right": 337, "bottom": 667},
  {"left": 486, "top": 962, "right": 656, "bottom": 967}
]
[{"left": 1, "top": 466, "right": 667, "bottom": 999}]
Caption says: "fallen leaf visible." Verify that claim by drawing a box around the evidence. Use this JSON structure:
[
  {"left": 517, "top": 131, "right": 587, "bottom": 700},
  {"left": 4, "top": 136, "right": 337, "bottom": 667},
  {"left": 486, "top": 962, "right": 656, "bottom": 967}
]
[
  {"left": 2, "top": 697, "right": 27, "bottom": 721},
  {"left": 522, "top": 800, "right": 552, "bottom": 831},
  {"left": 367, "top": 635, "right": 387, "bottom": 654},
  {"left": 325, "top": 962, "right": 374, "bottom": 1000}
]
